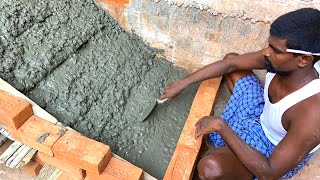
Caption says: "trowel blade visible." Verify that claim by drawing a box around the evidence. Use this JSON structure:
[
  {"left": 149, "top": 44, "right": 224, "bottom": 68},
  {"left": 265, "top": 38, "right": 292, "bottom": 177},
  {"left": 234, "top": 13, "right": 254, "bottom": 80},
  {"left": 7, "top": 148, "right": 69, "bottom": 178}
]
[{"left": 140, "top": 99, "right": 157, "bottom": 122}]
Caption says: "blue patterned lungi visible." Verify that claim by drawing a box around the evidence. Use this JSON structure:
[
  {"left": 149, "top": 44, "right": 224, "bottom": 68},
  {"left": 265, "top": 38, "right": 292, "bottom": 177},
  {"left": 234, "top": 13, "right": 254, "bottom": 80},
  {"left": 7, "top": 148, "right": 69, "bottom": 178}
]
[{"left": 208, "top": 74, "right": 313, "bottom": 179}]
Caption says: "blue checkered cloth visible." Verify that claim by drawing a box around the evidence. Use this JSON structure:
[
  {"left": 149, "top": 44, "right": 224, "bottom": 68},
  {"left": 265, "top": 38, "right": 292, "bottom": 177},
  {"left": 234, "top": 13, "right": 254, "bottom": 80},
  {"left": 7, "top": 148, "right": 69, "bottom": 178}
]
[{"left": 208, "top": 74, "right": 313, "bottom": 179}]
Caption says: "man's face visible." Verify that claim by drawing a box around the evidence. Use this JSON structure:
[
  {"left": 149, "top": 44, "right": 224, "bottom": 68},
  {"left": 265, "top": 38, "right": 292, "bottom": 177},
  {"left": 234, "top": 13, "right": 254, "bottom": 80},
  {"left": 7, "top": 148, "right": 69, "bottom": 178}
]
[
  {"left": 263, "top": 35, "right": 298, "bottom": 76},
  {"left": 264, "top": 56, "right": 289, "bottom": 76}
]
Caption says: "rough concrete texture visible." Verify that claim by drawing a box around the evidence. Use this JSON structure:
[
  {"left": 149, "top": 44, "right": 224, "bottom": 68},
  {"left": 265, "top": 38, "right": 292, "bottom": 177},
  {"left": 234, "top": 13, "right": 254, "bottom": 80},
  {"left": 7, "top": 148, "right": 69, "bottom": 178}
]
[
  {"left": 0, "top": 0, "right": 111, "bottom": 92},
  {"left": 0, "top": 0, "right": 199, "bottom": 178},
  {"left": 96, "top": 0, "right": 320, "bottom": 71}
]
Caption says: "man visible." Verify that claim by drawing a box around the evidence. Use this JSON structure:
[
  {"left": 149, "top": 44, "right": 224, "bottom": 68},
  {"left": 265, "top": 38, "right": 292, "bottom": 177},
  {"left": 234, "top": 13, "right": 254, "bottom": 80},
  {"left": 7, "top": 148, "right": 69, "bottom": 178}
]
[{"left": 160, "top": 8, "right": 320, "bottom": 179}]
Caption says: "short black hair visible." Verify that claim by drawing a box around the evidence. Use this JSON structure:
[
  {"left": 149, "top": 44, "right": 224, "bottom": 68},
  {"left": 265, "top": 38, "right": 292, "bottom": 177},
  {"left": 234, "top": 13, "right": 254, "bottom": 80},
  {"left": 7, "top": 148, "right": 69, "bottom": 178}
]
[{"left": 270, "top": 8, "right": 320, "bottom": 64}]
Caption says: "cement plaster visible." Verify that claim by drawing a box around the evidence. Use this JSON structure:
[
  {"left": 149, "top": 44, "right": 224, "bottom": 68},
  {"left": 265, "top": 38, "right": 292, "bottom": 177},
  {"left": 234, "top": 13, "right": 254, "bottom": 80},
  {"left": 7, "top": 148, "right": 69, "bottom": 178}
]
[
  {"left": 1, "top": 0, "right": 198, "bottom": 178},
  {"left": 154, "top": 0, "right": 320, "bottom": 23}
]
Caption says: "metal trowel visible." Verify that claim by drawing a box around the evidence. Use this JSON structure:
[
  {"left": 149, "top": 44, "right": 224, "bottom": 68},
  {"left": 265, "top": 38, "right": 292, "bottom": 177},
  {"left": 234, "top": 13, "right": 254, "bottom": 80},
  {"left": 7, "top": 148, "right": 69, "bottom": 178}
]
[{"left": 140, "top": 98, "right": 168, "bottom": 122}]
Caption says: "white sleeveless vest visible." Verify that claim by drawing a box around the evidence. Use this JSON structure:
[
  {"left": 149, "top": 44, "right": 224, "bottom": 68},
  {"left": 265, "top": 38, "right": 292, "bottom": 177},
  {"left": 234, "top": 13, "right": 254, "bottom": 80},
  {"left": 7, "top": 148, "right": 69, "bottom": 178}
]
[{"left": 260, "top": 63, "right": 320, "bottom": 154}]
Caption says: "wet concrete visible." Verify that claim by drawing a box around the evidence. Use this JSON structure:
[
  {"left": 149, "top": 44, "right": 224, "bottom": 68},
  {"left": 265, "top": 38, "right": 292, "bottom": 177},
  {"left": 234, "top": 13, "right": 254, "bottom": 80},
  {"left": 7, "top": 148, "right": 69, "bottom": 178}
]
[{"left": 0, "top": 0, "right": 198, "bottom": 178}]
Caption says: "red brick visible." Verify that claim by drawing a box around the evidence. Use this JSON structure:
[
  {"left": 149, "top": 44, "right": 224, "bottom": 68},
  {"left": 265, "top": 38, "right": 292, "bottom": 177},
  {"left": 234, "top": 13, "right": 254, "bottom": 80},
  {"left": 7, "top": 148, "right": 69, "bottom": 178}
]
[
  {"left": 164, "top": 146, "right": 198, "bottom": 180},
  {"left": 86, "top": 157, "right": 143, "bottom": 180},
  {"left": 96, "top": 0, "right": 129, "bottom": 8},
  {"left": 21, "top": 160, "right": 43, "bottom": 177},
  {"left": 32, "top": 152, "right": 45, "bottom": 166},
  {"left": 9, "top": 115, "right": 66, "bottom": 157},
  {"left": 164, "top": 77, "right": 222, "bottom": 180},
  {"left": 35, "top": 152, "right": 85, "bottom": 179},
  {"left": 176, "top": 77, "right": 222, "bottom": 151},
  {"left": 52, "top": 131, "right": 112, "bottom": 174},
  {"left": 58, "top": 171, "right": 84, "bottom": 180},
  {"left": 0, "top": 90, "right": 33, "bottom": 129}
]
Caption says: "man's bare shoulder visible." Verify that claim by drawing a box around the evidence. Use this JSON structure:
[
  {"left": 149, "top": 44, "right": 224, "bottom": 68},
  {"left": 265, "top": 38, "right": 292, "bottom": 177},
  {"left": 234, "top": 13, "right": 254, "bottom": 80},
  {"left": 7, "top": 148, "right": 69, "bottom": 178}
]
[
  {"left": 286, "top": 92, "right": 320, "bottom": 141},
  {"left": 275, "top": 92, "right": 320, "bottom": 167},
  {"left": 301, "top": 92, "right": 320, "bottom": 116}
]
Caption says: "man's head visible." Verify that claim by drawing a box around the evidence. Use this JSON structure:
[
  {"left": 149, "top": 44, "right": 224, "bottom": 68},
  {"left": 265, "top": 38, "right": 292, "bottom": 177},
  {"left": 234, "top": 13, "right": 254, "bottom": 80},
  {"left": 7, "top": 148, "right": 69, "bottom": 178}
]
[
  {"left": 270, "top": 8, "right": 320, "bottom": 64},
  {"left": 263, "top": 8, "right": 320, "bottom": 76}
]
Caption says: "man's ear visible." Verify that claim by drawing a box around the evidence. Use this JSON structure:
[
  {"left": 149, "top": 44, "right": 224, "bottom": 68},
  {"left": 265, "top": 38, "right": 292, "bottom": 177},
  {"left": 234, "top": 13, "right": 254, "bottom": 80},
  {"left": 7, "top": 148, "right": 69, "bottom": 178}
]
[{"left": 298, "top": 55, "right": 314, "bottom": 67}]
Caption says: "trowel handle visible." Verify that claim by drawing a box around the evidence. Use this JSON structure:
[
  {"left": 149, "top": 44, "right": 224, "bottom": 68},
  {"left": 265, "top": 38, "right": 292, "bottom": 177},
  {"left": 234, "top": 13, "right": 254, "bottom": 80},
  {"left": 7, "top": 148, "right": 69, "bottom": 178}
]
[{"left": 156, "top": 98, "right": 168, "bottom": 104}]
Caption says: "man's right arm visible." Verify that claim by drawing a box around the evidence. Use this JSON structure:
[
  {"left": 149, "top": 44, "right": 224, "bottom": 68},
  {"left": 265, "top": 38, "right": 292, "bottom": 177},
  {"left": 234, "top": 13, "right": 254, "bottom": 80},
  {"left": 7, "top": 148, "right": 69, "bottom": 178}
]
[{"left": 160, "top": 50, "right": 265, "bottom": 99}]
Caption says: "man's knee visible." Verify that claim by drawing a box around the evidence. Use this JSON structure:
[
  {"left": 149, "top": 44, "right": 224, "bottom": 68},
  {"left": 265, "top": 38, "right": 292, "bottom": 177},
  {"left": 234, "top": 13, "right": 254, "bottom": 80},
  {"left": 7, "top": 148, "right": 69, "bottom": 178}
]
[
  {"left": 223, "top": 53, "right": 239, "bottom": 60},
  {"left": 197, "top": 155, "right": 224, "bottom": 180}
]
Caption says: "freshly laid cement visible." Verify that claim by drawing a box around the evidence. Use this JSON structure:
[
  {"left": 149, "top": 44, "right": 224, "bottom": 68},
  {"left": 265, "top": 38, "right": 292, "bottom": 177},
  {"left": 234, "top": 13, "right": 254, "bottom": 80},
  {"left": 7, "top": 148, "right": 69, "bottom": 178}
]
[
  {"left": 1, "top": 0, "right": 108, "bottom": 92},
  {"left": 139, "top": 99, "right": 158, "bottom": 122},
  {"left": 0, "top": 0, "right": 198, "bottom": 178}
]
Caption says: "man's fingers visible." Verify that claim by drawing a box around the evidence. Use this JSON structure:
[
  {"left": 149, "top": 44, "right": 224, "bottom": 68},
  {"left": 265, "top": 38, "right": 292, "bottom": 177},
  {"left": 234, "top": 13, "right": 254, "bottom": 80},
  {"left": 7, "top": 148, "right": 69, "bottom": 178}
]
[
  {"left": 159, "top": 94, "right": 172, "bottom": 100},
  {"left": 195, "top": 131, "right": 204, "bottom": 140},
  {"left": 159, "top": 94, "right": 167, "bottom": 100},
  {"left": 195, "top": 132, "right": 200, "bottom": 140},
  {"left": 195, "top": 121, "right": 203, "bottom": 140},
  {"left": 195, "top": 117, "right": 204, "bottom": 127},
  {"left": 195, "top": 121, "right": 201, "bottom": 131}
]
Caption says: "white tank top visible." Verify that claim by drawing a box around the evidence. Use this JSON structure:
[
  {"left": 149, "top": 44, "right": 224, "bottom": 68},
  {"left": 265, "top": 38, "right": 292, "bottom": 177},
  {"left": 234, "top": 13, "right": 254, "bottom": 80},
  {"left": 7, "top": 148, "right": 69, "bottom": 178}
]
[{"left": 260, "top": 63, "right": 320, "bottom": 154}]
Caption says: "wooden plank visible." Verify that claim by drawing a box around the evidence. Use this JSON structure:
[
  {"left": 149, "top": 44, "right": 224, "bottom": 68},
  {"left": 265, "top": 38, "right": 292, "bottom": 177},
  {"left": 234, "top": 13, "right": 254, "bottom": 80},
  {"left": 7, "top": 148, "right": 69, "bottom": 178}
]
[
  {"left": 0, "top": 127, "right": 15, "bottom": 141},
  {"left": 0, "top": 141, "right": 23, "bottom": 163},
  {"left": 16, "top": 148, "right": 37, "bottom": 168},
  {"left": 35, "top": 164, "right": 63, "bottom": 180},
  {"left": 6, "top": 144, "right": 27, "bottom": 166},
  {"left": 9, "top": 145, "right": 32, "bottom": 168},
  {"left": 0, "top": 134, "right": 8, "bottom": 146}
]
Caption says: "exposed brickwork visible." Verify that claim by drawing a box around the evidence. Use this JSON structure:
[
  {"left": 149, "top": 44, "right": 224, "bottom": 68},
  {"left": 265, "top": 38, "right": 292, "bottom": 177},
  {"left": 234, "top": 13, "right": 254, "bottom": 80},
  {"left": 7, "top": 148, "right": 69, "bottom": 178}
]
[
  {"left": 10, "top": 115, "right": 66, "bottom": 157},
  {"left": 0, "top": 90, "right": 33, "bottom": 129},
  {"left": 164, "top": 146, "right": 197, "bottom": 180},
  {"left": 35, "top": 152, "right": 86, "bottom": 179},
  {"left": 86, "top": 157, "right": 143, "bottom": 180},
  {"left": 164, "top": 78, "right": 221, "bottom": 180},
  {"left": 58, "top": 171, "right": 84, "bottom": 180},
  {"left": 21, "top": 160, "right": 43, "bottom": 177},
  {"left": 52, "top": 131, "right": 112, "bottom": 174}
]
